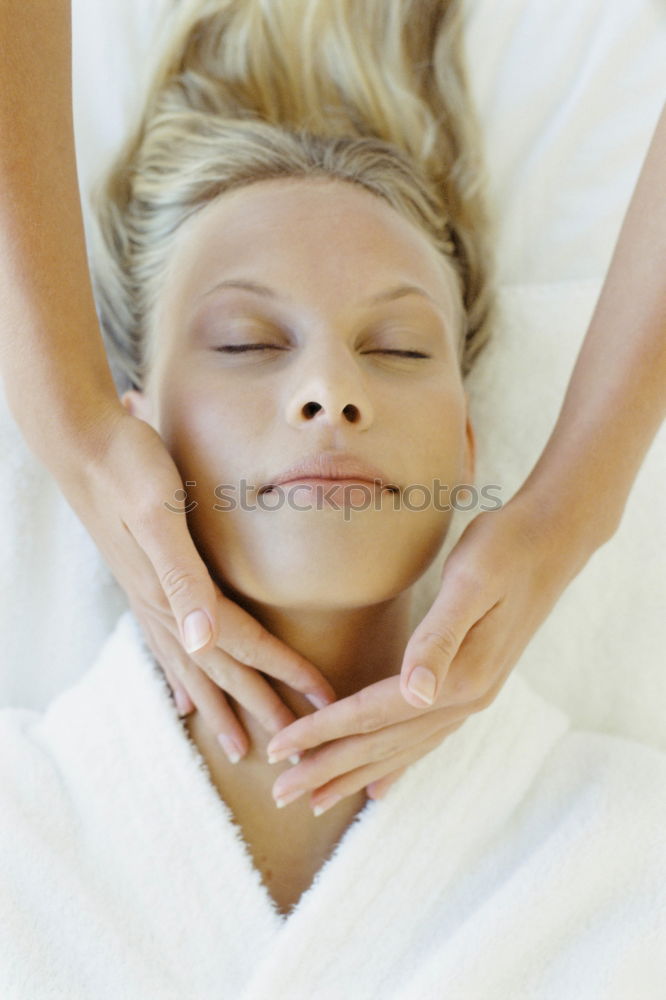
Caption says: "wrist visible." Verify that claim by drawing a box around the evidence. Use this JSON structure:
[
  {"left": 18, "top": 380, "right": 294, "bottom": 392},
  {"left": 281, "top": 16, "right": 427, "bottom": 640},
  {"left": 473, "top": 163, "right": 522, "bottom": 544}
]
[
  {"left": 511, "top": 470, "right": 618, "bottom": 564},
  {"left": 57, "top": 392, "right": 128, "bottom": 469},
  {"left": 11, "top": 377, "right": 125, "bottom": 474}
]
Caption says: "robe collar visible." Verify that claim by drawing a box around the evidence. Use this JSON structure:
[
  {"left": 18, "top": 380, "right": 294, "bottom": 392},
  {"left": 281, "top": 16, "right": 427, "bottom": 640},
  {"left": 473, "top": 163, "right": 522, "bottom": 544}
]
[{"left": 76, "top": 609, "right": 570, "bottom": 995}]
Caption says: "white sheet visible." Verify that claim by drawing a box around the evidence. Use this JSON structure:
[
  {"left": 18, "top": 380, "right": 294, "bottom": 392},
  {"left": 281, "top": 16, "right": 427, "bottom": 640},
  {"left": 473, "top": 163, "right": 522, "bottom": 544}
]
[
  {"left": 2, "top": 609, "right": 665, "bottom": 999},
  {"left": 1, "top": 0, "right": 664, "bottom": 756}
]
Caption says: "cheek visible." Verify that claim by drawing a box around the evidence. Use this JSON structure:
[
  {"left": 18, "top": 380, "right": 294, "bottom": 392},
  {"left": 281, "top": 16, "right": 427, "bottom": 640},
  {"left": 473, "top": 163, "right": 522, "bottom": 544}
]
[
  {"left": 160, "top": 367, "right": 265, "bottom": 445},
  {"left": 388, "top": 380, "right": 466, "bottom": 483},
  {"left": 156, "top": 380, "right": 262, "bottom": 491}
]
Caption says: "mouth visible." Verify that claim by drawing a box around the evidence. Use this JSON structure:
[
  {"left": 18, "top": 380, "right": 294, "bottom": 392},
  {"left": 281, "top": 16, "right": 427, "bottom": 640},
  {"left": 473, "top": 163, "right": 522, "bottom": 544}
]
[
  {"left": 260, "top": 451, "right": 400, "bottom": 495},
  {"left": 258, "top": 477, "right": 398, "bottom": 496}
]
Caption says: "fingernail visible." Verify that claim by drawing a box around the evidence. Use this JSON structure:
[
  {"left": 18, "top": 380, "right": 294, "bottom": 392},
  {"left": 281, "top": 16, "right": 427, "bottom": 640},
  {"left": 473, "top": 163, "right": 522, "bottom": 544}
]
[
  {"left": 313, "top": 793, "right": 342, "bottom": 817},
  {"left": 182, "top": 609, "right": 212, "bottom": 654},
  {"left": 267, "top": 747, "right": 301, "bottom": 765},
  {"left": 307, "top": 692, "right": 333, "bottom": 710},
  {"left": 174, "top": 689, "right": 190, "bottom": 717},
  {"left": 407, "top": 665, "right": 436, "bottom": 706},
  {"left": 275, "top": 787, "right": 305, "bottom": 808},
  {"left": 218, "top": 734, "right": 243, "bottom": 764}
]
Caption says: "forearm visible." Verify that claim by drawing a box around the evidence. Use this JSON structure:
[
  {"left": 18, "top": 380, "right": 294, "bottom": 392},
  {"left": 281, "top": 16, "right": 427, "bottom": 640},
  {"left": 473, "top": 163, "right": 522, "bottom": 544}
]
[
  {"left": 519, "top": 102, "right": 666, "bottom": 549},
  {"left": 0, "top": 0, "right": 120, "bottom": 465}
]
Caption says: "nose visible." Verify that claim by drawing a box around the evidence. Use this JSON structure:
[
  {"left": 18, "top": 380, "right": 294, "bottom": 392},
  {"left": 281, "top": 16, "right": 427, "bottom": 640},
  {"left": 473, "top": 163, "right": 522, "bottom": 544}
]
[{"left": 285, "top": 349, "right": 374, "bottom": 430}]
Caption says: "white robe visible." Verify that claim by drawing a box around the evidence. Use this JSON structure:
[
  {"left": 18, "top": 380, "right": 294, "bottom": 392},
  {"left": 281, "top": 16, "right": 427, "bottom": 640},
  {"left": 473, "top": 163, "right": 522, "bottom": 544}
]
[{"left": 1, "top": 610, "right": 665, "bottom": 999}]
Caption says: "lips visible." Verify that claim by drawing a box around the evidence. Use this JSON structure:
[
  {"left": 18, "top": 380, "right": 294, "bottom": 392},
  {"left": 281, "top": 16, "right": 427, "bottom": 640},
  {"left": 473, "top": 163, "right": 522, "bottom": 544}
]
[{"left": 261, "top": 451, "right": 398, "bottom": 494}]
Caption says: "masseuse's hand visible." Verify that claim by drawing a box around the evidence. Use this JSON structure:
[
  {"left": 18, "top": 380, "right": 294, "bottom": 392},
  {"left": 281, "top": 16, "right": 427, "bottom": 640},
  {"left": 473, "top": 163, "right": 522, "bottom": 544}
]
[
  {"left": 266, "top": 490, "right": 598, "bottom": 812},
  {"left": 64, "top": 404, "right": 336, "bottom": 759}
]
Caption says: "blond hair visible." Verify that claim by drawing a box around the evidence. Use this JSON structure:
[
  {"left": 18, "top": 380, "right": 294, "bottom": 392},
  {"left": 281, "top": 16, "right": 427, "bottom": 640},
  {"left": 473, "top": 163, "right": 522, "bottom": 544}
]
[{"left": 92, "top": 0, "right": 496, "bottom": 392}]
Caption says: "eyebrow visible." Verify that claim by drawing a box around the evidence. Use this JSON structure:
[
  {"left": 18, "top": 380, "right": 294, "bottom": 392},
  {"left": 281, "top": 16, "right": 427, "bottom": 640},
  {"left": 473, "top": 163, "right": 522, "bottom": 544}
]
[{"left": 197, "top": 278, "right": 442, "bottom": 309}]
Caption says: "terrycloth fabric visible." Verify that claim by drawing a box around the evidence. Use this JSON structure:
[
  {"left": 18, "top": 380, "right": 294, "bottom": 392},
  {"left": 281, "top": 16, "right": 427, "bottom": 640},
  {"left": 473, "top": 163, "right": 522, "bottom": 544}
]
[{"left": 1, "top": 609, "right": 665, "bottom": 1000}]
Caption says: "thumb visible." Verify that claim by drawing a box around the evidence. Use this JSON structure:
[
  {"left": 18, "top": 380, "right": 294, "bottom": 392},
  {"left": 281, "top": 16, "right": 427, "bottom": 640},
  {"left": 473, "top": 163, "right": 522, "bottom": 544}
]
[
  {"left": 138, "top": 511, "right": 220, "bottom": 656},
  {"left": 400, "top": 571, "right": 481, "bottom": 709}
]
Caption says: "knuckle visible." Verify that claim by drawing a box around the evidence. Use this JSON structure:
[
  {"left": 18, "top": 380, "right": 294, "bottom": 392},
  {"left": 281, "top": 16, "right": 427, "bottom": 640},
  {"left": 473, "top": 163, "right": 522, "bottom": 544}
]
[
  {"left": 448, "top": 559, "right": 481, "bottom": 593},
  {"left": 468, "top": 673, "right": 499, "bottom": 711},
  {"left": 133, "top": 493, "right": 165, "bottom": 534},
  {"left": 230, "top": 621, "right": 267, "bottom": 666},
  {"left": 448, "top": 670, "right": 481, "bottom": 705},
  {"left": 448, "top": 658, "right": 497, "bottom": 708},
  {"left": 376, "top": 732, "right": 404, "bottom": 761},
  {"left": 158, "top": 565, "right": 198, "bottom": 603},
  {"left": 470, "top": 689, "right": 494, "bottom": 712},
  {"left": 420, "top": 627, "right": 460, "bottom": 664},
  {"left": 352, "top": 687, "right": 386, "bottom": 734},
  {"left": 474, "top": 672, "right": 505, "bottom": 711}
]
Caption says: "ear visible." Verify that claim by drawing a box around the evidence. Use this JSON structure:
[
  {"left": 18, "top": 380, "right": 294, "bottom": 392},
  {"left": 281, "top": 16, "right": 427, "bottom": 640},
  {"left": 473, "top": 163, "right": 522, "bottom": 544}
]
[
  {"left": 120, "top": 388, "right": 153, "bottom": 424},
  {"left": 462, "top": 396, "right": 476, "bottom": 485}
]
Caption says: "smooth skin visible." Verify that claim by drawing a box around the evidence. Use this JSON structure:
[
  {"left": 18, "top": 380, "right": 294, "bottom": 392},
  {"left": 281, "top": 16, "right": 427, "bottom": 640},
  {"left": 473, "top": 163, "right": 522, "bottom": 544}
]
[{"left": 1, "top": 1, "right": 664, "bottom": 806}]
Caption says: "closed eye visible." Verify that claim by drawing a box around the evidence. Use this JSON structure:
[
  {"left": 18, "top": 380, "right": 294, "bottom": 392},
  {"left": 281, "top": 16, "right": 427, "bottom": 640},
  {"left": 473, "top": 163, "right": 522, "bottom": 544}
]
[
  {"left": 214, "top": 344, "right": 287, "bottom": 353},
  {"left": 214, "top": 345, "right": 429, "bottom": 358},
  {"left": 363, "top": 349, "right": 430, "bottom": 359}
]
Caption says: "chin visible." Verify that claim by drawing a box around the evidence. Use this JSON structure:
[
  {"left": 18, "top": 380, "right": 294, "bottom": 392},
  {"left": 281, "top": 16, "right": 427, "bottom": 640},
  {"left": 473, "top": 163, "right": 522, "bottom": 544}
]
[
  {"left": 221, "top": 574, "right": 406, "bottom": 613},
  {"left": 212, "top": 533, "right": 448, "bottom": 612},
  {"left": 191, "top": 506, "right": 451, "bottom": 608}
]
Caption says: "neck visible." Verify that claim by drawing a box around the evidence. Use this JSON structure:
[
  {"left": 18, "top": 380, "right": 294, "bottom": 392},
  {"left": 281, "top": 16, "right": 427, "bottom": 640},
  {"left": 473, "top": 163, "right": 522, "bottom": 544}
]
[
  {"left": 218, "top": 589, "right": 413, "bottom": 752},
  {"left": 255, "top": 591, "right": 413, "bottom": 696},
  {"left": 182, "top": 589, "right": 414, "bottom": 915},
  {"left": 185, "top": 586, "right": 414, "bottom": 762}
]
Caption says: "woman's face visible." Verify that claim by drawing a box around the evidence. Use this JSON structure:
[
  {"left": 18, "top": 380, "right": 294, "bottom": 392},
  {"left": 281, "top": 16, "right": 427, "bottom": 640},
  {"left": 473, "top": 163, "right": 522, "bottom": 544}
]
[{"left": 123, "top": 177, "right": 475, "bottom": 611}]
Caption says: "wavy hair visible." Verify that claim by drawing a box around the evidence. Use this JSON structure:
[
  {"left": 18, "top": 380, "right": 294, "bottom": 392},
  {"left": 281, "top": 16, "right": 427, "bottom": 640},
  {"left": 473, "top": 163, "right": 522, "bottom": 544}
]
[{"left": 91, "top": 0, "right": 496, "bottom": 392}]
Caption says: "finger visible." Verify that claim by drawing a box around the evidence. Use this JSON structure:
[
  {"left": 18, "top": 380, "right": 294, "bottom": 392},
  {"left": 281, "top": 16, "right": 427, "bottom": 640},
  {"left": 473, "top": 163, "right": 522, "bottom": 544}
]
[
  {"left": 197, "top": 592, "right": 337, "bottom": 710},
  {"left": 126, "top": 598, "right": 190, "bottom": 716},
  {"left": 399, "top": 563, "right": 498, "bottom": 709},
  {"left": 266, "top": 674, "right": 473, "bottom": 760},
  {"left": 189, "top": 642, "right": 302, "bottom": 737},
  {"left": 271, "top": 706, "right": 467, "bottom": 806},
  {"left": 175, "top": 664, "right": 251, "bottom": 763},
  {"left": 131, "top": 603, "right": 246, "bottom": 748},
  {"left": 128, "top": 499, "right": 337, "bottom": 709},
  {"left": 165, "top": 673, "right": 196, "bottom": 718},
  {"left": 309, "top": 723, "right": 464, "bottom": 815},
  {"left": 266, "top": 675, "right": 425, "bottom": 760},
  {"left": 365, "top": 768, "right": 408, "bottom": 800},
  {"left": 128, "top": 598, "right": 195, "bottom": 717},
  {"left": 434, "top": 603, "right": 512, "bottom": 709},
  {"left": 126, "top": 495, "right": 220, "bottom": 656},
  {"left": 152, "top": 609, "right": 299, "bottom": 761},
  {"left": 130, "top": 588, "right": 303, "bottom": 739}
]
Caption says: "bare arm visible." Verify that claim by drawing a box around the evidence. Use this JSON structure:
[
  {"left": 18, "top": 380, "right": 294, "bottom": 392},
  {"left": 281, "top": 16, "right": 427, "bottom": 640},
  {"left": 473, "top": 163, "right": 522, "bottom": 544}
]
[
  {"left": 518, "top": 101, "right": 666, "bottom": 545},
  {"left": 0, "top": 0, "right": 336, "bottom": 753},
  {"left": 0, "top": 0, "right": 119, "bottom": 461}
]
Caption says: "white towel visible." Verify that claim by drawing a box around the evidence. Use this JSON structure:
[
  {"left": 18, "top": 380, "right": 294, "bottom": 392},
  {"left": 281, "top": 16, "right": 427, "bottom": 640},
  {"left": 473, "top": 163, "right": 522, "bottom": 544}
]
[{"left": 1, "top": 609, "right": 665, "bottom": 999}]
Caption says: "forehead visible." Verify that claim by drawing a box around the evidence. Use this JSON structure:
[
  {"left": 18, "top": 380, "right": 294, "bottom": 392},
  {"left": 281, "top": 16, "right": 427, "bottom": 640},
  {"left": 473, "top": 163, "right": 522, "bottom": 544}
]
[{"left": 160, "top": 177, "right": 461, "bottom": 320}]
